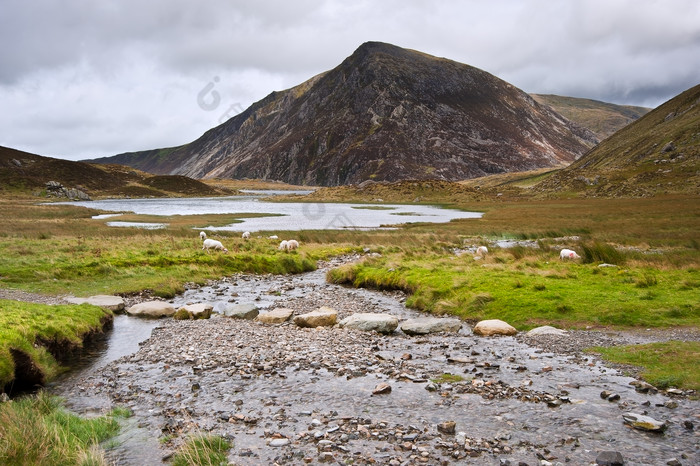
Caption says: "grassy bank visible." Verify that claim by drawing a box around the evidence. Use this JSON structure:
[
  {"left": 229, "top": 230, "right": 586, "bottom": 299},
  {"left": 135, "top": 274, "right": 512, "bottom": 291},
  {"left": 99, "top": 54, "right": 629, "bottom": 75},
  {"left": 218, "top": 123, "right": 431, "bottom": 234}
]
[
  {"left": 0, "top": 391, "right": 128, "bottom": 465},
  {"left": 327, "top": 247, "right": 700, "bottom": 329},
  {"left": 0, "top": 300, "right": 112, "bottom": 391},
  {"left": 591, "top": 341, "right": 700, "bottom": 391}
]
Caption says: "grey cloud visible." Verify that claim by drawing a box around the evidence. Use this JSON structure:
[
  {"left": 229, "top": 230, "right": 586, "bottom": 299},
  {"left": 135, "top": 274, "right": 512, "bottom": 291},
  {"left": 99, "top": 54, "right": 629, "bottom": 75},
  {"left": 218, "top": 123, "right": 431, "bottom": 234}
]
[{"left": 1, "top": 0, "right": 699, "bottom": 160}]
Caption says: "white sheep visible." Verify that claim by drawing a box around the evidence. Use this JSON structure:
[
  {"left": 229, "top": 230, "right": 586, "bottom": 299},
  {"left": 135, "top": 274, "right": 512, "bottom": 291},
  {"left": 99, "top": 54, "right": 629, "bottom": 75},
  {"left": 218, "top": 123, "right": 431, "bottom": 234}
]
[
  {"left": 278, "top": 240, "right": 288, "bottom": 251},
  {"left": 286, "top": 239, "right": 299, "bottom": 251},
  {"left": 560, "top": 248, "right": 580, "bottom": 260},
  {"left": 476, "top": 246, "right": 488, "bottom": 256},
  {"left": 199, "top": 231, "right": 207, "bottom": 240},
  {"left": 268, "top": 235, "right": 278, "bottom": 240},
  {"left": 242, "top": 231, "right": 251, "bottom": 241},
  {"left": 202, "top": 238, "right": 228, "bottom": 253}
]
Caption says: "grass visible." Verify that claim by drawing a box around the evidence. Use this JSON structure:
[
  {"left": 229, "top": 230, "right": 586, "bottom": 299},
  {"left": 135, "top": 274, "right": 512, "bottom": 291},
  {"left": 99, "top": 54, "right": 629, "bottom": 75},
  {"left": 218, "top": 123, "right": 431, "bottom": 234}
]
[
  {"left": 327, "top": 249, "right": 700, "bottom": 329},
  {"left": 0, "top": 391, "right": 128, "bottom": 465},
  {"left": 590, "top": 341, "right": 700, "bottom": 391},
  {"left": 431, "top": 373, "right": 465, "bottom": 384},
  {"left": 171, "top": 433, "right": 231, "bottom": 466},
  {"left": 0, "top": 300, "right": 112, "bottom": 390}
]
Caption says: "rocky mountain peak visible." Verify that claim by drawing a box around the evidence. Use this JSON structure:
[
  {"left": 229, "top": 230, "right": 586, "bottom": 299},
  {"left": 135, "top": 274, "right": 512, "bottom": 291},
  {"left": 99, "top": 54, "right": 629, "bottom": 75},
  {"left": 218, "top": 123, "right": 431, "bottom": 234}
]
[{"left": 89, "top": 42, "right": 598, "bottom": 186}]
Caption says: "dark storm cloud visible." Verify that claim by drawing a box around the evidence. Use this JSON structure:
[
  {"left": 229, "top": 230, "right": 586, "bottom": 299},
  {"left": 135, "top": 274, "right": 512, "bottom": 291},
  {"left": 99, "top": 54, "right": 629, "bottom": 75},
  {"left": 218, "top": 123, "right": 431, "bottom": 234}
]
[{"left": 0, "top": 0, "right": 698, "bottom": 160}]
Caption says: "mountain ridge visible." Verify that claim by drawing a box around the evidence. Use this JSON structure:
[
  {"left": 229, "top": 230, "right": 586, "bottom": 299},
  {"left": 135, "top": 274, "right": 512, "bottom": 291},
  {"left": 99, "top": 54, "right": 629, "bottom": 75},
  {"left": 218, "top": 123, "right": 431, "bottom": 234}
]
[{"left": 88, "top": 41, "right": 598, "bottom": 186}]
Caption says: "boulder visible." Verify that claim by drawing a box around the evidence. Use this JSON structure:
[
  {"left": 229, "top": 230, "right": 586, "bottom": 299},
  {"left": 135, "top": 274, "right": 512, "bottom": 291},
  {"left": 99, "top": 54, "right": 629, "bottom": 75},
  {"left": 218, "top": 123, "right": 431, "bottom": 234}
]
[
  {"left": 178, "top": 303, "right": 213, "bottom": 320},
  {"left": 257, "top": 308, "right": 295, "bottom": 324},
  {"left": 339, "top": 313, "right": 399, "bottom": 334},
  {"left": 526, "top": 325, "right": 568, "bottom": 337},
  {"left": 622, "top": 413, "right": 668, "bottom": 433},
  {"left": 294, "top": 306, "right": 338, "bottom": 328},
  {"left": 595, "top": 450, "right": 624, "bottom": 466},
  {"left": 66, "top": 295, "right": 125, "bottom": 313},
  {"left": 126, "top": 301, "right": 176, "bottom": 318},
  {"left": 473, "top": 319, "right": 517, "bottom": 336},
  {"left": 400, "top": 317, "right": 462, "bottom": 335},
  {"left": 221, "top": 303, "right": 259, "bottom": 319}
]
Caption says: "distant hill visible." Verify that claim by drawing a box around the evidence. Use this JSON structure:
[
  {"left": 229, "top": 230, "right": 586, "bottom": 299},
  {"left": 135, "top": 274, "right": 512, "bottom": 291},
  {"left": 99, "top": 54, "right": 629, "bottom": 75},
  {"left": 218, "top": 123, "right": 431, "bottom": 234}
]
[
  {"left": 533, "top": 83, "right": 700, "bottom": 197},
  {"left": 531, "top": 94, "right": 651, "bottom": 140},
  {"left": 0, "top": 145, "right": 231, "bottom": 198},
  {"left": 89, "top": 41, "right": 598, "bottom": 186}
]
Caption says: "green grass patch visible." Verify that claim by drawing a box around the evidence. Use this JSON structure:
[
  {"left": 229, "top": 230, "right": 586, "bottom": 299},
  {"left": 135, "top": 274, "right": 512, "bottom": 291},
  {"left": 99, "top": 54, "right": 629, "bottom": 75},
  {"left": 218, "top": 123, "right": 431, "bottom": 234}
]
[
  {"left": 431, "top": 373, "right": 465, "bottom": 384},
  {"left": 0, "top": 391, "right": 128, "bottom": 465},
  {"left": 0, "top": 300, "right": 112, "bottom": 389},
  {"left": 328, "top": 252, "right": 700, "bottom": 329},
  {"left": 590, "top": 341, "right": 700, "bottom": 391},
  {"left": 171, "top": 433, "right": 232, "bottom": 466}
]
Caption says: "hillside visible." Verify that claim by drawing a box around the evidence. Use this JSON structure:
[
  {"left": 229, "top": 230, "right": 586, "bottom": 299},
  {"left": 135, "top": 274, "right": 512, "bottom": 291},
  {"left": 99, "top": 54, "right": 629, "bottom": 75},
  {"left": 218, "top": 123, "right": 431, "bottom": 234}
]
[
  {"left": 533, "top": 83, "right": 700, "bottom": 197},
  {"left": 531, "top": 94, "right": 651, "bottom": 140},
  {"left": 0, "top": 146, "right": 231, "bottom": 198},
  {"left": 89, "top": 42, "right": 598, "bottom": 186}
]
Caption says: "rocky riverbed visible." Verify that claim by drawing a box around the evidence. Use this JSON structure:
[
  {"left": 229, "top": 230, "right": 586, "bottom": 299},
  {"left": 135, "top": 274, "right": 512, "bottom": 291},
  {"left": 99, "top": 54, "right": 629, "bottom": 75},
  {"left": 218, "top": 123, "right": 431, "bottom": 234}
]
[{"left": 46, "top": 257, "right": 699, "bottom": 465}]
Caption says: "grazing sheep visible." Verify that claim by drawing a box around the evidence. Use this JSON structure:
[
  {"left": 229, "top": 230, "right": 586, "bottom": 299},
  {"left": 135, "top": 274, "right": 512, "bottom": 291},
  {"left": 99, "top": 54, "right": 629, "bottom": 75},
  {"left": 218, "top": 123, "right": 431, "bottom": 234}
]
[
  {"left": 242, "top": 231, "right": 251, "bottom": 241},
  {"left": 286, "top": 239, "right": 299, "bottom": 251},
  {"left": 268, "top": 235, "right": 278, "bottom": 240},
  {"left": 560, "top": 248, "right": 580, "bottom": 260},
  {"left": 199, "top": 231, "right": 207, "bottom": 240},
  {"left": 476, "top": 246, "right": 488, "bottom": 256},
  {"left": 278, "top": 240, "right": 288, "bottom": 251},
  {"left": 202, "top": 238, "right": 228, "bottom": 253}
]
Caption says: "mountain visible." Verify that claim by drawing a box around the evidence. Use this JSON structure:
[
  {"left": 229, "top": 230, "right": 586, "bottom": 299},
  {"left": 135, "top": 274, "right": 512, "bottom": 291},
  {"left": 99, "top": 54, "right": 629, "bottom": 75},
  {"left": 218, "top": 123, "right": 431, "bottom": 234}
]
[
  {"left": 89, "top": 42, "right": 598, "bottom": 186},
  {"left": 531, "top": 94, "right": 651, "bottom": 140},
  {"left": 0, "top": 145, "right": 230, "bottom": 198},
  {"left": 533, "top": 83, "right": 700, "bottom": 197}
]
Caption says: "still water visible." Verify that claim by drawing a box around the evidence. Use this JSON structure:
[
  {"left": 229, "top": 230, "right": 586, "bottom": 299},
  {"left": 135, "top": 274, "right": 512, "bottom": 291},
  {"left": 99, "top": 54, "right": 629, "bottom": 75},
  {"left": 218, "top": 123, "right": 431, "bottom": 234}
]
[{"left": 59, "top": 191, "right": 482, "bottom": 231}]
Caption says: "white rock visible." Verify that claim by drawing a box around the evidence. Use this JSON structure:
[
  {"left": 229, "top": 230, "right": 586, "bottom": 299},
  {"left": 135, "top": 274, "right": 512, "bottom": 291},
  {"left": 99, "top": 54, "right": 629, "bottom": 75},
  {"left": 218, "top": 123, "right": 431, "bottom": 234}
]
[
  {"left": 339, "top": 313, "right": 399, "bottom": 334},
  {"left": 65, "top": 295, "right": 125, "bottom": 312},
  {"left": 257, "top": 308, "right": 295, "bottom": 324},
  {"left": 294, "top": 306, "right": 338, "bottom": 328},
  {"left": 473, "top": 319, "right": 517, "bottom": 336},
  {"left": 622, "top": 412, "right": 668, "bottom": 432},
  {"left": 400, "top": 317, "right": 462, "bottom": 335},
  {"left": 221, "top": 303, "right": 259, "bottom": 319},
  {"left": 526, "top": 325, "right": 568, "bottom": 337},
  {"left": 126, "top": 301, "right": 176, "bottom": 318},
  {"left": 179, "top": 303, "right": 213, "bottom": 319}
]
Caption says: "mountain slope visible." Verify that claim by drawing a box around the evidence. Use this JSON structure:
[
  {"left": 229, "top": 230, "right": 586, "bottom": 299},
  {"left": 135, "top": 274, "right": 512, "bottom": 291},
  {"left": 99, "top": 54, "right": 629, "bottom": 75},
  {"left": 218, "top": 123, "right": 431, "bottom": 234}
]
[
  {"left": 90, "top": 42, "right": 597, "bottom": 186},
  {"left": 533, "top": 83, "right": 700, "bottom": 197},
  {"left": 531, "top": 94, "right": 651, "bottom": 140},
  {"left": 0, "top": 145, "right": 228, "bottom": 198}
]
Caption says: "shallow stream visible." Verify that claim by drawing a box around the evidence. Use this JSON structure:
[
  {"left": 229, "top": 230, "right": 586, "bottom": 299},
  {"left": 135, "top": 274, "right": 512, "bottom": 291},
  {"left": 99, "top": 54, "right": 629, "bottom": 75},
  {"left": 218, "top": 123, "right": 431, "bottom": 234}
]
[{"left": 50, "top": 265, "right": 699, "bottom": 465}]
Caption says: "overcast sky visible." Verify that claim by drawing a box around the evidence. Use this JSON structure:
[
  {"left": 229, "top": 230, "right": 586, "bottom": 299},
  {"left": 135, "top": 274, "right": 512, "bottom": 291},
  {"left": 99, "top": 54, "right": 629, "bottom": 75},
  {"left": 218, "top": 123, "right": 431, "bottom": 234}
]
[{"left": 1, "top": 0, "right": 699, "bottom": 161}]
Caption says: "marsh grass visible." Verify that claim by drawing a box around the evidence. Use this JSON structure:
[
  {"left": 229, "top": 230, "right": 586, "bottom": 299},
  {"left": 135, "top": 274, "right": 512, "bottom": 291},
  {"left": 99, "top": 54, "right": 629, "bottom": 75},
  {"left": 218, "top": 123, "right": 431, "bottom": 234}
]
[
  {"left": 0, "top": 391, "right": 127, "bottom": 465},
  {"left": 590, "top": 341, "right": 700, "bottom": 390},
  {"left": 171, "top": 433, "right": 231, "bottom": 466}
]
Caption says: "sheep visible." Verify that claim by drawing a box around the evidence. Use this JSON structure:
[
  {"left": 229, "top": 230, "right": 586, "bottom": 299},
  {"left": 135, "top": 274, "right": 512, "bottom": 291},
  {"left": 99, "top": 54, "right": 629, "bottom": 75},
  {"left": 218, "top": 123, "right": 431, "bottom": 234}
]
[
  {"left": 202, "top": 238, "right": 228, "bottom": 253},
  {"left": 476, "top": 246, "right": 488, "bottom": 256},
  {"left": 242, "top": 231, "right": 251, "bottom": 241},
  {"left": 268, "top": 235, "right": 278, "bottom": 240},
  {"left": 560, "top": 248, "right": 580, "bottom": 260},
  {"left": 199, "top": 231, "right": 207, "bottom": 240},
  {"left": 278, "top": 240, "right": 288, "bottom": 251},
  {"left": 286, "top": 239, "right": 299, "bottom": 251}
]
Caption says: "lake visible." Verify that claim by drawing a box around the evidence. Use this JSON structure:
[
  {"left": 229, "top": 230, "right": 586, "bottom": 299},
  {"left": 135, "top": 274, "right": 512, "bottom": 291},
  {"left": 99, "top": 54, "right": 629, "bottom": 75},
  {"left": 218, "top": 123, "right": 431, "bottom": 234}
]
[{"left": 60, "top": 191, "right": 482, "bottom": 231}]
